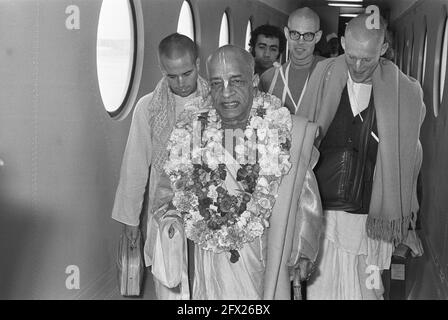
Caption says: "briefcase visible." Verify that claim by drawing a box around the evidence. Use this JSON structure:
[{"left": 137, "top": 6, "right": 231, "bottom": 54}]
[{"left": 117, "top": 229, "right": 144, "bottom": 296}]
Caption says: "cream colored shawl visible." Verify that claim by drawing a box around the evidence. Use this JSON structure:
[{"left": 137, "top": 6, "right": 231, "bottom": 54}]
[{"left": 264, "top": 116, "right": 322, "bottom": 299}]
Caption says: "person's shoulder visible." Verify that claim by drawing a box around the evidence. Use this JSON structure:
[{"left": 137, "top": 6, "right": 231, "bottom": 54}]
[
  {"left": 379, "top": 59, "right": 425, "bottom": 113},
  {"left": 259, "top": 68, "right": 273, "bottom": 91},
  {"left": 259, "top": 66, "right": 276, "bottom": 82},
  {"left": 259, "top": 62, "right": 286, "bottom": 91},
  {"left": 314, "top": 55, "right": 327, "bottom": 63},
  {"left": 261, "top": 62, "right": 287, "bottom": 79},
  {"left": 135, "top": 92, "right": 153, "bottom": 110},
  {"left": 131, "top": 92, "right": 154, "bottom": 121},
  {"left": 313, "top": 55, "right": 333, "bottom": 68},
  {"left": 382, "top": 59, "right": 422, "bottom": 91},
  {"left": 310, "top": 55, "right": 339, "bottom": 77}
]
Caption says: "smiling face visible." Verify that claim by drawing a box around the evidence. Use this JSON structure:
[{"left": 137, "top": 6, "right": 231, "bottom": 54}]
[
  {"left": 207, "top": 48, "right": 254, "bottom": 127},
  {"left": 160, "top": 52, "right": 199, "bottom": 97},
  {"left": 284, "top": 16, "right": 322, "bottom": 62}
]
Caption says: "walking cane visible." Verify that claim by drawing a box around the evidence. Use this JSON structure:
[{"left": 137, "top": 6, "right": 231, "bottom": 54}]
[{"left": 293, "top": 269, "right": 302, "bottom": 300}]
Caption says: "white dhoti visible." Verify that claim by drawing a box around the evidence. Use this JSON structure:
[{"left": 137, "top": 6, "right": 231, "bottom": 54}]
[
  {"left": 307, "top": 210, "right": 393, "bottom": 300},
  {"left": 192, "top": 236, "right": 266, "bottom": 300}
]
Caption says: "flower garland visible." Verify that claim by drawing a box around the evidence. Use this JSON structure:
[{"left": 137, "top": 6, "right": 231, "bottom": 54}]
[{"left": 164, "top": 92, "right": 292, "bottom": 262}]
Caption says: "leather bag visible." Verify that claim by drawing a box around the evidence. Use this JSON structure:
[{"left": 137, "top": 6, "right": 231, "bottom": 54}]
[{"left": 117, "top": 229, "right": 144, "bottom": 296}]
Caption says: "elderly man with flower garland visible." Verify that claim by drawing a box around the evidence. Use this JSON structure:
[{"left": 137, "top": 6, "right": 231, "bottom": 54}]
[{"left": 162, "top": 45, "right": 323, "bottom": 300}]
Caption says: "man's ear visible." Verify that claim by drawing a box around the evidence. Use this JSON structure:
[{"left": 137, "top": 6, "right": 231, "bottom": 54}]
[
  {"left": 284, "top": 26, "right": 290, "bottom": 41},
  {"left": 195, "top": 58, "right": 200, "bottom": 70},
  {"left": 380, "top": 42, "right": 389, "bottom": 56},
  {"left": 252, "top": 73, "right": 260, "bottom": 88},
  {"left": 315, "top": 30, "right": 323, "bottom": 43},
  {"left": 158, "top": 56, "right": 167, "bottom": 76},
  {"left": 341, "top": 36, "right": 346, "bottom": 52},
  {"left": 159, "top": 65, "right": 167, "bottom": 76}
]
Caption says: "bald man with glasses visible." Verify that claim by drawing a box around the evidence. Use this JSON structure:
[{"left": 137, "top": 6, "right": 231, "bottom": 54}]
[{"left": 259, "top": 7, "right": 325, "bottom": 115}]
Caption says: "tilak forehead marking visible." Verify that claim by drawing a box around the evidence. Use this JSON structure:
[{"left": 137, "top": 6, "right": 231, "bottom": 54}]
[
  {"left": 215, "top": 50, "right": 232, "bottom": 88},
  {"left": 217, "top": 50, "right": 230, "bottom": 76},
  {"left": 212, "top": 49, "right": 250, "bottom": 86}
]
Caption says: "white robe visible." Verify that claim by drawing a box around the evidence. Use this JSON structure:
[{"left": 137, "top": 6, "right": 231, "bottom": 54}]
[
  {"left": 307, "top": 210, "right": 393, "bottom": 300},
  {"left": 192, "top": 236, "right": 266, "bottom": 300}
]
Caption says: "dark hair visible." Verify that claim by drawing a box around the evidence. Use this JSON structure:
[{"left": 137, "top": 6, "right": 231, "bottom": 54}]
[
  {"left": 249, "top": 24, "right": 286, "bottom": 59},
  {"left": 158, "top": 33, "right": 198, "bottom": 62}
]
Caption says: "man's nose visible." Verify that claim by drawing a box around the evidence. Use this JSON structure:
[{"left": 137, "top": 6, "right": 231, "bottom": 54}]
[
  {"left": 177, "top": 76, "right": 185, "bottom": 87},
  {"left": 354, "top": 59, "right": 362, "bottom": 71},
  {"left": 222, "top": 81, "right": 234, "bottom": 98},
  {"left": 263, "top": 48, "right": 270, "bottom": 58}
]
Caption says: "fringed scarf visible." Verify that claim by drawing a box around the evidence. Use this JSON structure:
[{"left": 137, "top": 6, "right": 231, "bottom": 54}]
[
  {"left": 298, "top": 54, "right": 426, "bottom": 244},
  {"left": 147, "top": 75, "right": 210, "bottom": 173}
]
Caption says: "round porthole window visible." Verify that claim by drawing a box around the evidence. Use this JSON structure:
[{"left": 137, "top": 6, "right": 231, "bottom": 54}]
[
  {"left": 219, "top": 11, "right": 230, "bottom": 47},
  {"left": 96, "top": 0, "right": 135, "bottom": 115},
  {"left": 422, "top": 30, "right": 428, "bottom": 86},
  {"left": 408, "top": 33, "right": 414, "bottom": 76},
  {"left": 439, "top": 15, "right": 448, "bottom": 107},
  {"left": 245, "top": 18, "right": 253, "bottom": 52},
  {"left": 177, "top": 1, "right": 195, "bottom": 41}
]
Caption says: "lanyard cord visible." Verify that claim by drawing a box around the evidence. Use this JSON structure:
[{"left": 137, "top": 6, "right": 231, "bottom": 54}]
[{"left": 279, "top": 61, "right": 309, "bottom": 113}]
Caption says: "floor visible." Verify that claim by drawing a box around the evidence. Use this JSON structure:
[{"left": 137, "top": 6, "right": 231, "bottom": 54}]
[
  {"left": 107, "top": 232, "right": 447, "bottom": 300},
  {"left": 383, "top": 231, "right": 446, "bottom": 300},
  {"left": 107, "top": 267, "right": 157, "bottom": 300}
]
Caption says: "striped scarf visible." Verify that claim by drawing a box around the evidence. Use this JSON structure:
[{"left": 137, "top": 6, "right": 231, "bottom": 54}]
[{"left": 147, "top": 76, "right": 209, "bottom": 172}]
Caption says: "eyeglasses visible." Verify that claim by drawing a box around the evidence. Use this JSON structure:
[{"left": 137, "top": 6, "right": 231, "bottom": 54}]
[{"left": 286, "top": 27, "right": 319, "bottom": 42}]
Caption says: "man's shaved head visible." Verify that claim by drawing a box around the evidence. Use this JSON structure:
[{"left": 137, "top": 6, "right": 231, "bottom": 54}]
[
  {"left": 158, "top": 33, "right": 200, "bottom": 97},
  {"left": 341, "top": 14, "right": 389, "bottom": 83},
  {"left": 285, "top": 7, "right": 322, "bottom": 63},
  {"left": 344, "top": 14, "right": 387, "bottom": 48},
  {"left": 288, "top": 7, "right": 320, "bottom": 30},
  {"left": 158, "top": 33, "right": 198, "bottom": 63},
  {"left": 206, "top": 45, "right": 254, "bottom": 79}
]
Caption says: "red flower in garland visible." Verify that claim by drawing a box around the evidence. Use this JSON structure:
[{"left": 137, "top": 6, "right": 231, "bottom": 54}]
[{"left": 220, "top": 195, "right": 234, "bottom": 213}]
